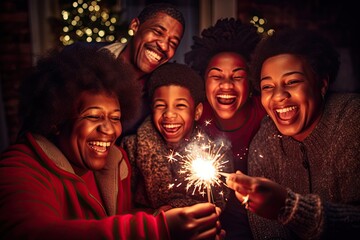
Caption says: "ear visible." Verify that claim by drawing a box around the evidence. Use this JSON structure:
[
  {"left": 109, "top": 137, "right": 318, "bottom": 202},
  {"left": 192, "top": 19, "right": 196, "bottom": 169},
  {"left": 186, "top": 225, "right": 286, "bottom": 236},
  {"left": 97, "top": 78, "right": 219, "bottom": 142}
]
[
  {"left": 320, "top": 76, "right": 329, "bottom": 97},
  {"left": 129, "top": 18, "right": 140, "bottom": 34},
  {"left": 194, "top": 103, "right": 203, "bottom": 121}
]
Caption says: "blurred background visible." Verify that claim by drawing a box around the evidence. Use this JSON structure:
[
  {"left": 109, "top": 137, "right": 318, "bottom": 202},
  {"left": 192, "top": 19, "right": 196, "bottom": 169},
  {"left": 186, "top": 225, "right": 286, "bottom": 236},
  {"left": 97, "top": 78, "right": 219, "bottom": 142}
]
[{"left": 1, "top": 0, "right": 359, "bottom": 151}]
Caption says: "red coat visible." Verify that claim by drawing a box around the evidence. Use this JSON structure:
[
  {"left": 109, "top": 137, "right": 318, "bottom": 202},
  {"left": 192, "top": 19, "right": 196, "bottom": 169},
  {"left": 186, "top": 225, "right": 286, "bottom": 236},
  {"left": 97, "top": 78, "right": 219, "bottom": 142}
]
[{"left": 0, "top": 133, "right": 170, "bottom": 240}]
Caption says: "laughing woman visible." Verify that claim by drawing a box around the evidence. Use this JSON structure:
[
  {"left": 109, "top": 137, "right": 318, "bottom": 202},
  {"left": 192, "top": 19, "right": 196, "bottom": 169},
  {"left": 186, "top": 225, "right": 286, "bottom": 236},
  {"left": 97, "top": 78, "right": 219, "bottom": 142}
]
[{"left": 226, "top": 28, "right": 360, "bottom": 239}]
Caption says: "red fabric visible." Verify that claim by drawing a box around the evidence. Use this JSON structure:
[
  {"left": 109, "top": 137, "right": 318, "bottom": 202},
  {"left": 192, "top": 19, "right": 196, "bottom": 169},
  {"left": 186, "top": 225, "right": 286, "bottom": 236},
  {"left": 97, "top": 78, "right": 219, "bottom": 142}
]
[
  {"left": 0, "top": 133, "right": 170, "bottom": 240},
  {"left": 198, "top": 96, "right": 266, "bottom": 173}
]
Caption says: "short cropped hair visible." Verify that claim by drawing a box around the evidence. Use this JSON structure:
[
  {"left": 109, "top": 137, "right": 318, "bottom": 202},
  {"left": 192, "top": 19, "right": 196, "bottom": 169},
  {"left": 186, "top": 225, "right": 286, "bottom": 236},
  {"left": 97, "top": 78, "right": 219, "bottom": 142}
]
[
  {"left": 250, "top": 28, "right": 340, "bottom": 91},
  {"left": 184, "top": 18, "right": 260, "bottom": 77},
  {"left": 146, "top": 62, "right": 205, "bottom": 106},
  {"left": 137, "top": 2, "right": 185, "bottom": 29},
  {"left": 19, "top": 43, "right": 142, "bottom": 138}
]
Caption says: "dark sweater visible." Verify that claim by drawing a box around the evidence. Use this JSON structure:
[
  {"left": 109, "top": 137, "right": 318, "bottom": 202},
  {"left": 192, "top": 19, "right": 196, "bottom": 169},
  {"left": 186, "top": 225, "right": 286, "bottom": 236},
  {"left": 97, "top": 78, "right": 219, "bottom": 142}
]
[{"left": 248, "top": 93, "right": 360, "bottom": 239}]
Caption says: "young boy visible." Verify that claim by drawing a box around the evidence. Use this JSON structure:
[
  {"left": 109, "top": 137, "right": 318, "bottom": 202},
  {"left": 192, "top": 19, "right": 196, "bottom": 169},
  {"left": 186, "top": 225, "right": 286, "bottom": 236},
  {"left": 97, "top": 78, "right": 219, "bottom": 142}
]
[{"left": 121, "top": 63, "right": 232, "bottom": 212}]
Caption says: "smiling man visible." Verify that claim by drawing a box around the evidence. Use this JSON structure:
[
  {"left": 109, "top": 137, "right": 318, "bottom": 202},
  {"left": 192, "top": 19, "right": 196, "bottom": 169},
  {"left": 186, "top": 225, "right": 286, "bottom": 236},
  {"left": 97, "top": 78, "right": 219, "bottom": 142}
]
[{"left": 102, "top": 3, "right": 185, "bottom": 137}]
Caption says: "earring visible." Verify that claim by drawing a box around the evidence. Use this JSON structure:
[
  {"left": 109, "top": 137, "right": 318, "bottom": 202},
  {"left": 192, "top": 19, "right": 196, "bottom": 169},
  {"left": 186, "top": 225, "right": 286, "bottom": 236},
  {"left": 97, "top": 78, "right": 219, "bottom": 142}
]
[{"left": 128, "top": 29, "right": 134, "bottom": 36}]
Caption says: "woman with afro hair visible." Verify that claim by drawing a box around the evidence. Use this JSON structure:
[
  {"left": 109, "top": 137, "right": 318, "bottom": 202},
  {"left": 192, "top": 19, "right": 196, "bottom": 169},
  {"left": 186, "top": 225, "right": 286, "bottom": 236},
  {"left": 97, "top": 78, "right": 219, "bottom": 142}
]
[{"left": 185, "top": 18, "right": 267, "bottom": 239}]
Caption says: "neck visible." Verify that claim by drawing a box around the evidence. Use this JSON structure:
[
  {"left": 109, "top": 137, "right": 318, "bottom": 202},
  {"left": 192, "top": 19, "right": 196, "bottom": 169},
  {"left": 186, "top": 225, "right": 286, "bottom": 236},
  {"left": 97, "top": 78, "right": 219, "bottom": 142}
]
[{"left": 120, "top": 46, "right": 146, "bottom": 81}]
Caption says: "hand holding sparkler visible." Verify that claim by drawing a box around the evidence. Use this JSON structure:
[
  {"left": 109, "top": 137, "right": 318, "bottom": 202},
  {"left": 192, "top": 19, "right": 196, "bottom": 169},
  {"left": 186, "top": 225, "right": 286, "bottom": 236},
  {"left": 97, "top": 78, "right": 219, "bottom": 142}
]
[
  {"left": 165, "top": 202, "right": 225, "bottom": 240},
  {"left": 224, "top": 170, "right": 288, "bottom": 220}
]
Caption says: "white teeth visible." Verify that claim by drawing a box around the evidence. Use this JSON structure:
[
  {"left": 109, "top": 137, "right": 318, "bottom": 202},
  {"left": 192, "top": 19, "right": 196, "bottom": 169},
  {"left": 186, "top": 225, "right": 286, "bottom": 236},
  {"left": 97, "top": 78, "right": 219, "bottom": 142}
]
[
  {"left": 163, "top": 124, "right": 181, "bottom": 129},
  {"left": 216, "top": 94, "right": 236, "bottom": 99},
  {"left": 145, "top": 49, "right": 161, "bottom": 61},
  {"left": 276, "top": 106, "right": 297, "bottom": 113},
  {"left": 88, "top": 141, "right": 111, "bottom": 147}
]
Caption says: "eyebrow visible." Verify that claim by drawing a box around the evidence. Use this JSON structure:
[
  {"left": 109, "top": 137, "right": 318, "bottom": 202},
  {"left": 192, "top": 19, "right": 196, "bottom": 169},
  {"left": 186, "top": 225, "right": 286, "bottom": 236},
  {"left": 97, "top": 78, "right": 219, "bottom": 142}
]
[
  {"left": 207, "top": 67, "right": 246, "bottom": 73},
  {"left": 80, "top": 106, "right": 120, "bottom": 114},
  {"left": 233, "top": 67, "right": 246, "bottom": 72},
  {"left": 207, "top": 67, "right": 222, "bottom": 73},
  {"left": 261, "top": 71, "right": 304, "bottom": 81},
  {"left": 153, "top": 98, "right": 190, "bottom": 103}
]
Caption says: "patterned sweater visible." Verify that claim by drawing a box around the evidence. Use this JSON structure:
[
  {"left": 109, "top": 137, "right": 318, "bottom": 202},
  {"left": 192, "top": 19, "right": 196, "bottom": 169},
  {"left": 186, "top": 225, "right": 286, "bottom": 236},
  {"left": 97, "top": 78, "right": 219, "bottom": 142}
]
[
  {"left": 121, "top": 116, "right": 232, "bottom": 211},
  {"left": 0, "top": 133, "right": 170, "bottom": 240},
  {"left": 248, "top": 93, "right": 360, "bottom": 239}
]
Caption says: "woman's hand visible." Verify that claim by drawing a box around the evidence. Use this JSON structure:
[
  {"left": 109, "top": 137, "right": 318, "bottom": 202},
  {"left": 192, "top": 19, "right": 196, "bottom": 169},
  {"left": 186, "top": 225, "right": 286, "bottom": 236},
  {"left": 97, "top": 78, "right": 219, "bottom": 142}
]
[
  {"left": 165, "top": 202, "right": 225, "bottom": 240},
  {"left": 226, "top": 171, "right": 288, "bottom": 220}
]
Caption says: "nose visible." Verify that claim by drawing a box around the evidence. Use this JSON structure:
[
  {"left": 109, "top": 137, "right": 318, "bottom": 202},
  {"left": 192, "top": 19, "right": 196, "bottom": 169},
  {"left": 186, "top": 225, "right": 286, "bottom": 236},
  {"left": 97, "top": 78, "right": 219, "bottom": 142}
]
[
  {"left": 157, "top": 38, "right": 169, "bottom": 52},
  {"left": 98, "top": 118, "right": 116, "bottom": 134},
  {"left": 272, "top": 86, "right": 290, "bottom": 102},
  {"left": 163, "top": 108, "right": 176, "bottom": 119},
  {"left": 219, "top": 78, "right": 234, "bottom": 89}
]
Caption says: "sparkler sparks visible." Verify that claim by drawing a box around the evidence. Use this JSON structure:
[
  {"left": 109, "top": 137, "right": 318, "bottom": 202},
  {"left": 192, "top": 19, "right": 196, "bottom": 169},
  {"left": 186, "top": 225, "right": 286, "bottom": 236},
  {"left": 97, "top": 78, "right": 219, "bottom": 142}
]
[{"left": 167, "top": 130, "right": 231, "bottom": 202}]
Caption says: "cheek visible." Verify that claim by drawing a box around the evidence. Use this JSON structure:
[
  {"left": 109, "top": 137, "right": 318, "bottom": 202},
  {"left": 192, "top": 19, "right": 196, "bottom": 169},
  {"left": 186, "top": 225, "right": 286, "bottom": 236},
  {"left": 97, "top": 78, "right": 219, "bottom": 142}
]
[
  {"left": 152, "top": 111, "right": 162, "bottom": 122},
  {"left": 183, "top": 111, "right": 195, "bottom": 126},
  {"left": 261, "top": 94, "right": 271, "bottom": 110},
  {"left": 115, "top": 124, "right": 122, "bottom": 138},
  {"left": 206, "top": 81, "right": 216, "bottom": 95},
  {"left": 74, "top": 122, "right": 94, "bottom": 137}
]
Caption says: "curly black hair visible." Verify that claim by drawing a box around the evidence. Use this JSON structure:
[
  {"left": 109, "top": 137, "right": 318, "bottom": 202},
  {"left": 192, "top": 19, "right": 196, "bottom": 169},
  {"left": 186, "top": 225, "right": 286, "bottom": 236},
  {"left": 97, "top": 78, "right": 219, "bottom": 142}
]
[
  {"left": 18, "top": 43, "right": 142, "bottom": 138},
  {"left": 184, "top": 18, "right": 260, "bottom": 77},
  {"left": 250, "top": 28, "right": 340, "bottom": 92},
  {"left": 146, "top": 62, "right": 205, "bottom": 106},
  {"left": 137, "top": 2, "right": 185, "bottom": 29}
]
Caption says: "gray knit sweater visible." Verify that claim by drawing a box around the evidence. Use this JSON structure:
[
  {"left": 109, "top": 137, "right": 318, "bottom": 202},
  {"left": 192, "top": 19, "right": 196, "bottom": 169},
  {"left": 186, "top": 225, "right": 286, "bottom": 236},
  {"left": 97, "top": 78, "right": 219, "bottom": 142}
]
[{"left": 248, "top": 93, "right": 360, "bottom": 239}]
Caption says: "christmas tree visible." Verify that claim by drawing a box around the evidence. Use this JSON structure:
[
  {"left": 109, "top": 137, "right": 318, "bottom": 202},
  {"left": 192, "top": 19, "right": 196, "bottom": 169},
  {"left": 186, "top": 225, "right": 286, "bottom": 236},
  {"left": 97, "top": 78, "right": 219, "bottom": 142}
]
[{"left": 59, "top": 0, "right": 129, "bottom": 45}]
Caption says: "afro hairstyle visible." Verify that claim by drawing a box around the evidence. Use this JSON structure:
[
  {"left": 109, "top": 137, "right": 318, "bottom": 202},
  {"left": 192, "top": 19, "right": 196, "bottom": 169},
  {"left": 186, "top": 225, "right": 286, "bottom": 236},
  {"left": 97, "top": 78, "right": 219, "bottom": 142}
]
[
  {"left": 184, "top": 17, "right": 260, "bottom": 77},
  {"left": 18, "top": 42, "right": 142, "bottom": 138}
]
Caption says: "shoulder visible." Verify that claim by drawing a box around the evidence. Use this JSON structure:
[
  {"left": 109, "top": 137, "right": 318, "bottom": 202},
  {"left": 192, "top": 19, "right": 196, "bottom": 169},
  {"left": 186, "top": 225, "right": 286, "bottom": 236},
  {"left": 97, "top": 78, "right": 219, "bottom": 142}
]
[
  {"left": 249, "top": 115, "right": 281, "bottom": 151},
  {"left": 100, "top": 42, "right": 126, "bottom": 58},
  {"left": 324, "top": 93, "right": 360, "bottom": 124}
]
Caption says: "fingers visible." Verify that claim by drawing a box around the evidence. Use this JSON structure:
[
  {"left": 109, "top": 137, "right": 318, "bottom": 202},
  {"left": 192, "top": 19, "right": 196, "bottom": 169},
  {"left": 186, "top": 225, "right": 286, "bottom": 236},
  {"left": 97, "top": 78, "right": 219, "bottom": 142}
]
[
  {"left": 226, "top": 171, "right": 253, "bottom": 195},
  {"left": 234, "top": 192, "right": 252, "bottom": 210},
  {"left": 185, "top": 203, "right": 221, "bottom": 239},
  {"left": 195, "top": 225, "right": 218, "bottom": 239},
  {"left": 216, "top": 229, "right": 226, "bottom": 240},
  {"left": 185, "top": 202, "right": 216, "bottom": 219}
]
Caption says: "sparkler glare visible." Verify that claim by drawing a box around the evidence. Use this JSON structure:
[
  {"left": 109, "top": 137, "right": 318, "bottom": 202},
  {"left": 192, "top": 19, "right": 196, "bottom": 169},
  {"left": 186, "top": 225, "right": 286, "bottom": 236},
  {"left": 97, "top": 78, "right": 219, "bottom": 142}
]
[{"left": 167, "top": 130, "right": 231, "bottom": 202}]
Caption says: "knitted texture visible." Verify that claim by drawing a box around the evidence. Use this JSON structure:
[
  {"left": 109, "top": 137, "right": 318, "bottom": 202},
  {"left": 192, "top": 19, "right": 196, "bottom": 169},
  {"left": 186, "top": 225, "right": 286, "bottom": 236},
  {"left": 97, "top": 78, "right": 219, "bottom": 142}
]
[{"left": 248, "top": 93, "right": 360, "bottom": 239}]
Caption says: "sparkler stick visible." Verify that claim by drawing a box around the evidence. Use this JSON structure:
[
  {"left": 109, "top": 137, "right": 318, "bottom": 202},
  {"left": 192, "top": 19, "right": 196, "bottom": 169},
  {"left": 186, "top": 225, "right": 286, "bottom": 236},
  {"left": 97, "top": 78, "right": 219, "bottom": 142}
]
[{"left": 207, "top": 184, "right": 211, "bottom": 203}]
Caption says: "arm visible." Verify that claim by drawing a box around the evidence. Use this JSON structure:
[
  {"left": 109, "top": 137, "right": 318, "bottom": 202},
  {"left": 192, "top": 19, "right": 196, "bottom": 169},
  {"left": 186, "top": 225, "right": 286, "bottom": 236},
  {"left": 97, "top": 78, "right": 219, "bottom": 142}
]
[
  {"left": 0, "top": 144, "right": 169, "bottom": 240},
  {"left": 0, "top": 141, "right": 224, "bottom": 240},
  {"left": 226, "top": 95, "right": 360, "bottom": 239}
]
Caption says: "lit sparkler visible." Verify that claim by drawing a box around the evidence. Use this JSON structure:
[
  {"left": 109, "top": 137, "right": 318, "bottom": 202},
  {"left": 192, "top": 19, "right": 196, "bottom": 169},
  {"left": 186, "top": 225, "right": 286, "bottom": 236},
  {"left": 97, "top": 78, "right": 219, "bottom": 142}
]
[{"left": 168, "top": 130, "right": 231, "bottom": 202}]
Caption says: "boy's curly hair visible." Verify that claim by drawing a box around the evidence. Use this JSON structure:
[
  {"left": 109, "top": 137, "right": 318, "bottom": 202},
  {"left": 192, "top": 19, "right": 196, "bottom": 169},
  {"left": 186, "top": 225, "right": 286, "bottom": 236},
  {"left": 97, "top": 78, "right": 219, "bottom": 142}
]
[
  {"left": 250, "top": 28, "right": 340, "bottom": 91},
  {"left": 146, "top": 62, "right": 205, "bottom": 106},
  {"left": 184, "top": 18, "right": 260, "bottom": 77},
  {"left": 19, "top": 43, "right": 142, "bottom": 138}
]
